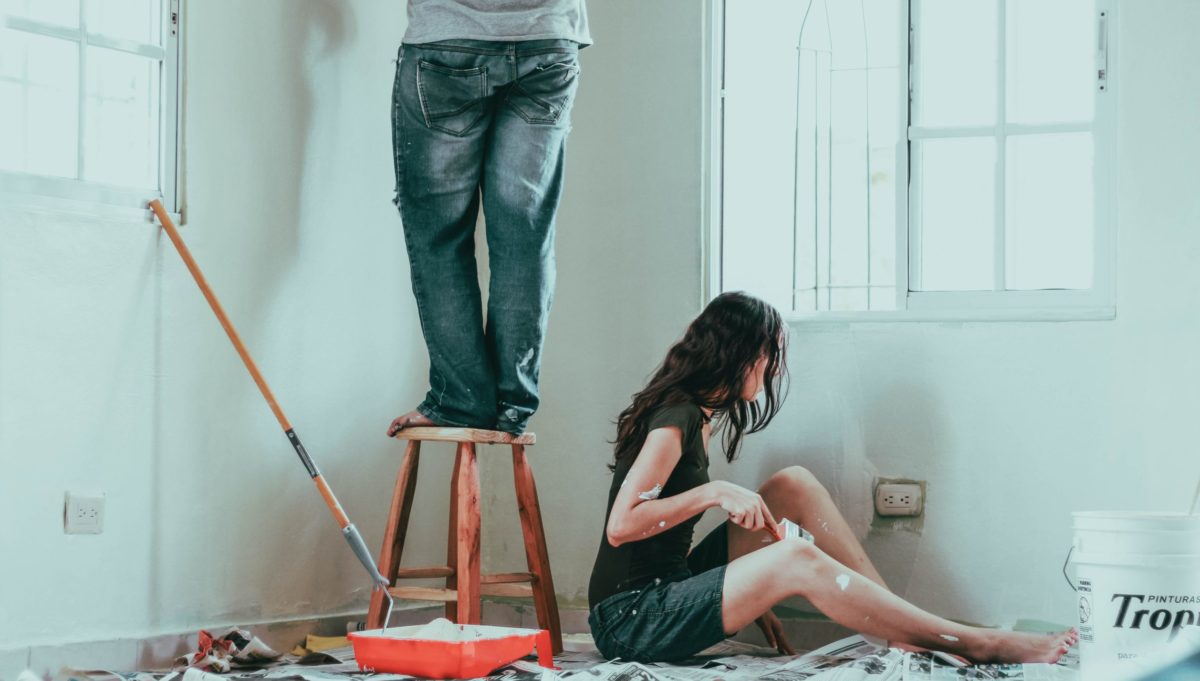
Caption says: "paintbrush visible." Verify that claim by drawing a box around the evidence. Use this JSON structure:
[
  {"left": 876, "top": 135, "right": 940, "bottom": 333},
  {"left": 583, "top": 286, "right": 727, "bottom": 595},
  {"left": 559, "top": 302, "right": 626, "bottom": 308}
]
[{"left": 772, "top": 518, "right": 812, "bottom": 542}]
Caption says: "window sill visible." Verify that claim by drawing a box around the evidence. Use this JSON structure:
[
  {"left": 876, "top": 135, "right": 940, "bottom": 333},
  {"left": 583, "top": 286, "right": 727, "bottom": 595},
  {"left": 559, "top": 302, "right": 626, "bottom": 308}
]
[
  {"left": 785, "top": 306, "right": 1116, "bottom": 326},
  {"left": 0, "top": 190, "right": 182, "bottom": 226}
]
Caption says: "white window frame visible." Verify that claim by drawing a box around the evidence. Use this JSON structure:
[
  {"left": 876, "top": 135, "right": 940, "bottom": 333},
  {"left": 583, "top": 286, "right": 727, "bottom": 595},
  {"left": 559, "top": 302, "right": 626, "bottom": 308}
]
[
  {"left": 0, "top": 0, "right": 184, "bottom": 220},
  {"left": 704, "top": 0, "right": 1118, "bottom": 323}
]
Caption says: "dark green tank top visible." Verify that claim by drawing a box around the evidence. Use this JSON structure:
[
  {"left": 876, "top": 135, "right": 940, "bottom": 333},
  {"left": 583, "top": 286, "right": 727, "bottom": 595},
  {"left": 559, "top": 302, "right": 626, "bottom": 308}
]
[{"left": 588, "top": 402, "right": 710, "bottom": 607}]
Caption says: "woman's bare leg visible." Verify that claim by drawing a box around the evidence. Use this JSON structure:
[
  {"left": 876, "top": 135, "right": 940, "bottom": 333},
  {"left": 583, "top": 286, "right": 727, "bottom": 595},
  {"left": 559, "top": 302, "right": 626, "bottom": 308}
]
[
  {"left": 727, "top": 466, "right": 887, "bottom": 589},
  {"left": 720, "top": 540, "right": 1076, "bottom": 664}
]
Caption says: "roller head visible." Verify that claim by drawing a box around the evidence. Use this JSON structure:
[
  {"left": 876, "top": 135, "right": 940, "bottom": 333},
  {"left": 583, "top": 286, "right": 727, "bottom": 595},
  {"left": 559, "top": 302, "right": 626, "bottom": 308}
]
[{"left": 342, "top": 523, "right": 389, "bottom": 587}]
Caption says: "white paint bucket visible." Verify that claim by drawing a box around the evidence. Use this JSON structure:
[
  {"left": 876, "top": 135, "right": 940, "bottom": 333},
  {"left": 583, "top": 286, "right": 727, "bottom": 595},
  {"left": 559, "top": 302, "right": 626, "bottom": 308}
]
[{"left": 1070, "top": 512, "right": 1200, "bottom": 681}]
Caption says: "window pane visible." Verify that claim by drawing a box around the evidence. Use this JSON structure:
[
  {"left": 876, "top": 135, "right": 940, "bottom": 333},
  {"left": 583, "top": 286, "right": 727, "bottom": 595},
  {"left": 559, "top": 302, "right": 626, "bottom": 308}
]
[
  {"left": 85, "top": 0, "right": 161, "bottom": 45},
  {"left": 3, "top": 0, "right": 80, "bottom": 28},
  {"left": 793, "top": 47, "right": 830, "bottom": 314},
  {"left": 830, "top": 287, "right": 869, "bottom": 312},
  {"left": 863, "top": 0, "right": 902, "bottom": 69},
  {"left": 0, "top": 30, "right": 79, "bottom": 177},
  {"left": 1005, "top": 133, "right": 1093, "bottom": 290},
  {"left": 83, "top": 46, "right": 159, "bottom": 188},
  {"left": 722, "top": 0, "right": 807, "bottom": 313},
  {"left": 1007, "top": 0, "right": 1095, "bottom": 125},
  {"left": 725, "top": 0, "right": 903, "bottom": 314},
  {"left": 829, "top": 68, "right": 869, "bottom": 307},
  {"left": 867, "top": 67, "right": 899, "bottom": 310},
  {"left": 826, "top": 1, "right": 866, "bottom": 71},
  {"left": 914, "top": 137, "right": 995, "bottom": 291},
  {"left": 914, "top": 0, "right": 997, "bottom": 127}
]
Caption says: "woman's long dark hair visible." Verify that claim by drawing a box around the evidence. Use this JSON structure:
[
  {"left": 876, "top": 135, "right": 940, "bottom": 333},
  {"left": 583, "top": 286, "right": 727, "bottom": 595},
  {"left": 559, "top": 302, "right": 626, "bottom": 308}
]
[{"left": 610, "top": 292, "right": 788, "bottom": 470}]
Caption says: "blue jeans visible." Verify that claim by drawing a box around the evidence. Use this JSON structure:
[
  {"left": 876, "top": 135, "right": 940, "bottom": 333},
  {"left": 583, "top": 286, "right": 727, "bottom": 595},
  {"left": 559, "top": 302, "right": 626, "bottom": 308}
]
[
  {"left": 588, "top": 524, "right": 733, "bottom": 662},
  {"left": 589, "top": 567, "right": 729, "bottom": 663},
  {"left": 391, "top": 39, "right": 580, "bottom": 433}
]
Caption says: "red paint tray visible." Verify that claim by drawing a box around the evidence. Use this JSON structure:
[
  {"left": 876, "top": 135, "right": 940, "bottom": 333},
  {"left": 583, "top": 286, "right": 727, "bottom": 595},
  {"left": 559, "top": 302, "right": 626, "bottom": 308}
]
[{"left": 348, "top": 624, "right": 555, "bottom": 679}]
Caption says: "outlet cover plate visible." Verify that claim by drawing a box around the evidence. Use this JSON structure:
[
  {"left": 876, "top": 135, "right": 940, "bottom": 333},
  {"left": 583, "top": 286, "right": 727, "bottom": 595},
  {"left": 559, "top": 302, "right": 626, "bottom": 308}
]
[
  {"left": 65, "top": 492, "right": 105, "bottom": 534},
  {"left": 874, "top": 482, "right": 923, "bottom": 517}
]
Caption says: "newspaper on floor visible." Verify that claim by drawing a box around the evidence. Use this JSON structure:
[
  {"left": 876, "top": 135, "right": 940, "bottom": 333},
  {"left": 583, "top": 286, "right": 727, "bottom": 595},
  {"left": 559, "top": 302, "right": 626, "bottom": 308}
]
[
  {"left": 538, "top": 636, "right": 1074, "bottom": 681},
  {"left": 60, "top": 633, "right": 1078, "bottom": 681},
  {"left": 754, "top": 635, "right": 890, "bottom": 681},
  {"left": 177, "top": 630, "right": 282, "bottom": 673},
  {"left": 900, "top": 652, "right": 1075, "bottom": 681}
]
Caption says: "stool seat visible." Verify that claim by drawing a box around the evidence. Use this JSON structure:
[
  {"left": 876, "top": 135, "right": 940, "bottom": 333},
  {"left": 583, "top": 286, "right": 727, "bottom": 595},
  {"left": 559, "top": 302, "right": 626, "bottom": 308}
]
[
  {"left": 369, "top": 427, "right": 561, "bottom": 653},
  {"left": 391, "top": 426, "right": 536, "bottom": 445}
]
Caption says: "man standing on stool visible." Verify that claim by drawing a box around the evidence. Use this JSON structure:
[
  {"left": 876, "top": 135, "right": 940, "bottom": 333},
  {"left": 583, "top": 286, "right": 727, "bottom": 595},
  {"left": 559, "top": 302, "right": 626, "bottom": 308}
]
[{"left": 387, "top": 1, "right": 589, "bottom": 436}]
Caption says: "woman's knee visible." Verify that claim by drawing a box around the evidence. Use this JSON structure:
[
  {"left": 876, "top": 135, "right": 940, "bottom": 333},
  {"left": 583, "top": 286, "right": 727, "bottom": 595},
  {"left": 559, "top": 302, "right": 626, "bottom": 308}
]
[
  {"left": 770, "top": 537, "right": 828, "bottom": 590},
  {"left": 764, "top": 465, "right": 825, "bottom": 497}
]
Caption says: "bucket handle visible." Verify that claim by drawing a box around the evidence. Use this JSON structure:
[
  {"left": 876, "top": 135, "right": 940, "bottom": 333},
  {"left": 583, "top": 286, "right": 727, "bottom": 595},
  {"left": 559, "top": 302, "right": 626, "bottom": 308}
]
[{"left": 1062, "top": 546, "right": 1077, "bottom": 592}]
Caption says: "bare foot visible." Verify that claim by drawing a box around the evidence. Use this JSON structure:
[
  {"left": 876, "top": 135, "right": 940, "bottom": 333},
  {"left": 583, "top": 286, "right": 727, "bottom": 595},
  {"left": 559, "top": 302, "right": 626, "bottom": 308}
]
[
  {"left": 387, "top": 409, "right": 437, "bottom": 437},
  {"left": 968, "top": 628, "right": 1077, "bottom": 665}
]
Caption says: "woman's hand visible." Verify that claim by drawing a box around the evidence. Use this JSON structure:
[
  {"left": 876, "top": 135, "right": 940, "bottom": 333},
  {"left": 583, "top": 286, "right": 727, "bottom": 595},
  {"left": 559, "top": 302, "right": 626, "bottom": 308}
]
[
  {"left": 707, "top": 481, "right": 779, "bottom": 534},
  {"left": 755, "top": 610, "right": 796, "bottom": 656}
]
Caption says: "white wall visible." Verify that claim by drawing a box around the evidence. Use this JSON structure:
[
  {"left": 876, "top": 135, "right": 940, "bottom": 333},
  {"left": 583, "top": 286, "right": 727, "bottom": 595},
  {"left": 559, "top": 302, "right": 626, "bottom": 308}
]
[
  {"left": 1, "top": 0, "right": 437, "bottom": 650},
  {"left": 3, "top": 0, "right": 1198, "bottom": 660}
]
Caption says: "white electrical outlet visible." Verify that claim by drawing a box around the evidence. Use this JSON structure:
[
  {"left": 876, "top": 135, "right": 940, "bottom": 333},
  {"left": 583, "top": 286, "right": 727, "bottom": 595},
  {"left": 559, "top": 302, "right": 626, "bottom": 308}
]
[
  {"left": 874, "top": 482, "right": 923, "bottom": 517},
  {"left": 64, "top": 492, "right": 105, "bottom": 534}
]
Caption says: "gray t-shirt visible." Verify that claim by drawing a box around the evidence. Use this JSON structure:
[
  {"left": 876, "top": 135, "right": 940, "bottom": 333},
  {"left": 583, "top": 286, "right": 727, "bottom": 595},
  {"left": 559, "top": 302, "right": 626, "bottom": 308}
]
[{"left": 403, "top": 0, "right": 591, "bottom": 46}]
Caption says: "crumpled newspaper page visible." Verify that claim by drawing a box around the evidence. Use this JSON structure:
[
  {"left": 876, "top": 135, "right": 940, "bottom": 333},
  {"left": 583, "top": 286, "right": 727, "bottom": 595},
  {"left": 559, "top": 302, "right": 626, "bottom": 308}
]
[{"left": 175, "top": 629, "right": 282, "bottom": 673}]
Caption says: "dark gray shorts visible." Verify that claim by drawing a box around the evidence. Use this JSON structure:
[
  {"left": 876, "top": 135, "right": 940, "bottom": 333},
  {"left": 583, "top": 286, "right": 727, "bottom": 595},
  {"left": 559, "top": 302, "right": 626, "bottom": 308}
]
[{"left": 588, "top": 523, "right": 731, "bottom": 662}]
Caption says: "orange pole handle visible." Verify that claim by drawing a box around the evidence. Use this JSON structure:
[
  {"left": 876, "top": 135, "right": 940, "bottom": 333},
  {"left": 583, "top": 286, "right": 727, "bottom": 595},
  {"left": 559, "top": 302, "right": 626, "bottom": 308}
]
[
  {"left": 149, "top": 201, "right": 388, "bottom": 587},
  {"left": 148, "top": 200, "right": 291, "bottom": 431},
  {"left": 148, "top": 199, "right": 350, "bottom": 528}
]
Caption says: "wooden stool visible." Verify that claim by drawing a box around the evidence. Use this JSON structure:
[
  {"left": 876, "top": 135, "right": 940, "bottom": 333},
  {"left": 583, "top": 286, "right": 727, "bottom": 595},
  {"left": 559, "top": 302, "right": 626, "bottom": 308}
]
[{"left": 366, "top": 427, "right": 563, "bottom": 653}]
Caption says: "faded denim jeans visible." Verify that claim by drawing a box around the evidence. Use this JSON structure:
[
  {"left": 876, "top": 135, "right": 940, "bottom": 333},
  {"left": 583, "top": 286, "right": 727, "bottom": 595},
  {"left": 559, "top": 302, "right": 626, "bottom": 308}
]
[{"left": 392, "top": 39, "right": 580, "bottom": 433}]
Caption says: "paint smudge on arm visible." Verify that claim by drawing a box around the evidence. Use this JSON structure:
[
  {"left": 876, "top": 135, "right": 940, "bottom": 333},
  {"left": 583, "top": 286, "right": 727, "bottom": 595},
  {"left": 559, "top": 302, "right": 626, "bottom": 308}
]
[
  {"left": 940, "top": 634, "right": 959, "bottom": 642},
  {"left": 835, "top": 574, "right": 851, "bottom": 591},
  {"left": 638, "top": 483, "right": 663, "bottom": 500}
]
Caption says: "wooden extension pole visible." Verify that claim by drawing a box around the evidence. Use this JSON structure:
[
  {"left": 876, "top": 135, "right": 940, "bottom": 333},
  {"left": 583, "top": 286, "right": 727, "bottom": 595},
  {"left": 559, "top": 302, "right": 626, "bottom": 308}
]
[{"left": 148, "top": 199, "right": 387, "bottom": 588}]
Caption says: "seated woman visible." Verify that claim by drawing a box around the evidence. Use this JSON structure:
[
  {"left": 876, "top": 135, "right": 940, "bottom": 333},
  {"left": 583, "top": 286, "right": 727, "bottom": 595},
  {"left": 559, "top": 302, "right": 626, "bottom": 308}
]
[{"left": 587, "top": 292, "right": 1077, "bottom": 664}]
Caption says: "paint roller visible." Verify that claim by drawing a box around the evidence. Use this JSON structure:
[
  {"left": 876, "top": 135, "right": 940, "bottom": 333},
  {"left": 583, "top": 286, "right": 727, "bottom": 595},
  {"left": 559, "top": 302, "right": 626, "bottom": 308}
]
[{"left": 148, "top": 200, "right": 396, "bottom": 628}]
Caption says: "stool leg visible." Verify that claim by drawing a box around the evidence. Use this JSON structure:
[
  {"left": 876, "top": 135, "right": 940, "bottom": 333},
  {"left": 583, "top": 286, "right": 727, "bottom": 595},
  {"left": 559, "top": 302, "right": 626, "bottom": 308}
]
[
  {"left": 367, "top": 440, "right": 421, "bottom": 629},
  {"left": 445, "top": 446, "right": 461, "bottom": 621},
  {"left": 455, "top": 442, "right": 482, "bottom": 624},
  {"left": 511, "top": 445, "right": 562, "bottom": 653}
]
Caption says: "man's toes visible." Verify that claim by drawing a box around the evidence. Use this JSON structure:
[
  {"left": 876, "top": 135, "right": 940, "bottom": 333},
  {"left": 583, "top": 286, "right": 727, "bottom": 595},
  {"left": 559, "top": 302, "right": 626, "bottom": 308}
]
[
  {"left": 388, "top": 410, "right": 438, "bottom": 436},
  {"left": 387, "top": 416, "right": 411, "bottom": 435}
]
